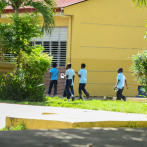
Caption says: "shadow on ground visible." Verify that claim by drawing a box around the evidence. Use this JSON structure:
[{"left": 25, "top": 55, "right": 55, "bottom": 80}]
[{"left": 0, "top": 128, "right": 147, "bottom": 147}]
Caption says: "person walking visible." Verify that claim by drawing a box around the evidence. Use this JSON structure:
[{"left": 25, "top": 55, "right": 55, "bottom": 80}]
[
  {"left": 115, "top": 68, "right": 127, "bottom": 101},
  {"left": 66, "top": 63, "right": 75, "bottom": 101},
  {"left": 48, "top": 62, "right": 59, "bottom": 97},
  {"left": 76, "top": 63, "right": 89, "bottom": 100}
]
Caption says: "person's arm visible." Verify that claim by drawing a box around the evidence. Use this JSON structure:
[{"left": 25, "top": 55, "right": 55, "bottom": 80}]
[
  {"left": 49, "top": 69, "right": 52, "bottom": 81},
  {"left": 75, "top": 71, "right": 81, "bottom": 78},
  {"left": 57, "top": 69, "right": 59, "bottom": 84},
  {"left": 115, "top": 80, "right": 120, "bottom": 88},
  {"left": 115, "top": 74, "right": 120, "bottom": 88},
  {"left": 73, "top": 75, "right": 75, "bottom": 82},
  {"left": 66, "top": 70, "right": 69, "bottom": 79},
  {"left": 125, "top": 79, "right": 129, "bottom": 89}
]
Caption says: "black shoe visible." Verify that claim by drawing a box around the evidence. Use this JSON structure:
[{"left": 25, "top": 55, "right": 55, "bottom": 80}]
[
  {"left": 71, "top": 95, "right": 75, "bottom": 101},
  {"left": 79, "top": 95, "right": 83, "bottom": 100},
  {"left": 86, "top": 93, "right": 89, "bottom": 99},
  {"left": 123, "top": 97, "right": 127, "bottom": 101}
]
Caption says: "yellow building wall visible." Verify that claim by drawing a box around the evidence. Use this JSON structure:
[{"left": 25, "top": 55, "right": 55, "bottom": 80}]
[
  {"left": 64, "top": 0, "right": 147, "bottom": 96},
  {"left": 0, "top": 13, "right": 69, "bottom": 27}
]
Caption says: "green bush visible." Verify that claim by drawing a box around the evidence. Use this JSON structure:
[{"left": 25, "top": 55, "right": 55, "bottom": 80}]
[
  {"left": 131, "top": 50, "right": 147, "bottom": 92},
  {"left": 0, "top": 13, "right": 53, "bottom": 102},
  {"left": 0, "top": 47, "right": 52, "bottom": 101}
]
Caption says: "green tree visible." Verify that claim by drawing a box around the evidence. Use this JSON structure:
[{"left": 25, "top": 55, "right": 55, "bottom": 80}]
[
  {"left": 0, "top": 14, "right": 53, "bottom": 101},
  {"left": 0, "top": 23, "right": 14, "bottom": 60},
  {"left": 131, "top": 50, "right": 147, "bottom": 93},
  {"left": 132, "top": 0, "right": 147, "bottom": 7},
  {"left": 0, "top": 0, "right": 56, "bottom": 34},
  {"left": 0, "top": 1, "right": 54, "bottom": 101}
]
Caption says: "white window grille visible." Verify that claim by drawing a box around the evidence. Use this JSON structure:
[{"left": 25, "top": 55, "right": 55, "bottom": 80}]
[
  {"left": 30, "top": 27, "right": 67, "bottom": 67},
  {"left": 2, "top": 53, "right": 14, "bottom": 62}
]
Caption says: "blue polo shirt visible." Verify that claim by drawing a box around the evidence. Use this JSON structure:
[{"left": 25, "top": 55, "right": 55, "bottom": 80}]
[
  {"left": 49, "top": 68, "right": 59, "bottom": 80},
  {"left": 117, "top": 73, "right": 123, "bottom": 89},
  {"left": 66, "top": 68, "right": 75, "bottom": 79},
  {"left": 78, "top": 69, "right": 87, "bottom": 84}
]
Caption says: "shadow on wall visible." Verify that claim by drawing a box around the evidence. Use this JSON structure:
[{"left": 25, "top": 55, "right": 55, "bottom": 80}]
[{"left": 0, "top": 128, "right": 147, "bottom": 147}]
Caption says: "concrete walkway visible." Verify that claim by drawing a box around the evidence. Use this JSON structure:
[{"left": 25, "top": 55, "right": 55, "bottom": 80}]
[
  {"left": 0, "top": 103, "right": 147, "bottom": 129},
  {"left": 0, "top": 128, "right": 147, "bottom": 147}
]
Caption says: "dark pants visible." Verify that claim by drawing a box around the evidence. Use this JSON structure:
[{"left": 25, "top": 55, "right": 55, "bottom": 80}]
[
  {"left": 66, "top": 79, "right": 72, "bottom": 99},
  {"left": 48, "top": 80, "right": 57, "bottom": 96},
  {"left": 116, "top": 88, "right": 125, "bottom": 100},
  {"left": 63, "top": 85, "right": 74, "bottom": 97},
  {"left": 79, "top": 83, "right": 88, "bottom": 97},
  {"left": 70, "top": 85, "right": 74, "bottom": 95}
]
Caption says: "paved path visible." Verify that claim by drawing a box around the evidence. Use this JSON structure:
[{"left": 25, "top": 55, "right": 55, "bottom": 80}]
[
  {"left": 0, "top": 128, "right": 147, "bottom": 147},
  {"left": 0, "top": 103, "right": 147, "bottom": 129}
]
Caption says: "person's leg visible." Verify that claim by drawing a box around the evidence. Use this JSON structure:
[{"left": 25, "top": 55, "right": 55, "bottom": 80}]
[
  {"left": 53, "top": 80, "right": 57, "bottom": 96},
  {"left": 116, "top": 89, "right": 121, "bottom": 100},
  {"left": 82, "top": 84, "right": 89, "bottom": 98},
  {"left": 66, "top": 79, "right": 72, "bottom": 100},
  {"left": 120, "top": 89, "right": 126, "bottom": 101},
  {"left": 122, "top": 87, "right": 124, "bottom": 93},
  {"left": 70, "top": 86, "right": 74, "bottom": 95},
  {"left": 63, "top": 85, "right": 67, "bottom": 97},
  {"left": 70, "top": 85, "right": 75, "bottom": 101},
  {"left": 79, "top": 83, "right": 83, "bottom": 99},
  {"left": 48, "top": 80, "right": 54, "bottom": 95}
]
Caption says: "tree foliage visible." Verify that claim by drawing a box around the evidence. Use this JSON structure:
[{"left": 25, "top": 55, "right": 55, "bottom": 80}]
[
  {"left": 131, "top": 50, "right": 147, "bottom": 92},
  {"left": 0, "top": 23, "right": 14, "bottom": 60},
  {"left": 0, "top": 47, "right": 52, "bottom": 101},
  {"left": 132, "top": 0, "right": 147, "bottom": 7},
  {"left": 0, "top": 12, "right": 53, "bottom": 101},
  {"left": 0, "top": 12, "right": 43, "bottom": 60},
  {"left": 0, "top": 0, "right": 56, "bottom": 34}
]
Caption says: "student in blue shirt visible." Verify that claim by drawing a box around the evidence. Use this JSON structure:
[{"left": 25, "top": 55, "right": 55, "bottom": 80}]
[
  {"left": 63, "top": 66, "right": 74, "bottom": 99},
  {"left": 76, "top": 63, "right": 89, "bottom": 100},
  {"left": 66, "top": 63, "right": 75, "bottom": 101},
  {"left": 48, "top": 62, "right": 59, "bottom": 96},
  {"left": 115, "top": 68, "right": 126, "bottom": 101}
]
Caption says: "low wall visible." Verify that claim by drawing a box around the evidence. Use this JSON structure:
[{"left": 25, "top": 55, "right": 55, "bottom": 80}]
[{"left": 44, "top": 67, "right": 66, "bottom": 96}]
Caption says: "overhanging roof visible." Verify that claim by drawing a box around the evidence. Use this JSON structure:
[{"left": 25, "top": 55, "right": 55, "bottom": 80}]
[{"left": 3, "top": 0, "right": 86, "bottom": 13}]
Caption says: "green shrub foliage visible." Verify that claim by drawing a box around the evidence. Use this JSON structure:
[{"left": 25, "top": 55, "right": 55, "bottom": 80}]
[
  {"left": 0, "top": 47, "right": 52, "bottom": 101},
  {"left": 131, "top": 50, "right": 147, "bottom": 92},
  {"left": 0, "top": 13, "right": 52, "bottom": 101}
]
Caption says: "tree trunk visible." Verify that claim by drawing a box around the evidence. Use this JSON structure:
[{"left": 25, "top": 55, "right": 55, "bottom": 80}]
[
  {"left": 15, "top": 9, "right": 19, "bottom": 17},
  {"left": 0, "top": 37, "right": 4, "bottom": 60}
]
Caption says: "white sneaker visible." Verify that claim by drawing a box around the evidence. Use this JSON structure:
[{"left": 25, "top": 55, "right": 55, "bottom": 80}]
[{"left": 67, "top": 99, "right": 69, "bottom": 102}]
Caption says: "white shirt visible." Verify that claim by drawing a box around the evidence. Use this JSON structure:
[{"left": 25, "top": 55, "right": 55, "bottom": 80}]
[
  {"left": 122, "top": 75, "right": 126, "bottom": 87},
  {"left": 66, "top": 68, "right": 75, "bottom": 80},
  {"left": 64, "top": 70, "right": 74, "bottom": 86}
]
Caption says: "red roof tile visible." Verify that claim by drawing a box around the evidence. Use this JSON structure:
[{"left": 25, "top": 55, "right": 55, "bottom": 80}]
[
  {"left": 5, "top": 0, "right": 86, "bottom": 10},
  {"left": 57, "top": 0, "right": 86, "bottom": 8}
]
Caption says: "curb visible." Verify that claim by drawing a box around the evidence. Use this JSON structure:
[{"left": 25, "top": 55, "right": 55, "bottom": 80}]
[{"left": 6, "top": 117, "right": 147, "bottom": 129}]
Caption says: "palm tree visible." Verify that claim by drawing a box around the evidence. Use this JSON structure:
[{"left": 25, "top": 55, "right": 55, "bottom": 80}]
[
  {"left": 132, "top": 0, "right": 147, "bottom": 7},
  {"left": 0, "top": 0, "right": 56, "bottom": 34}
]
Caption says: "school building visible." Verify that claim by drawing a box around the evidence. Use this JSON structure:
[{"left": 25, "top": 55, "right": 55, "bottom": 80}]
[{"left": 1, "top": 0, "right": 147, "bottom": 97}]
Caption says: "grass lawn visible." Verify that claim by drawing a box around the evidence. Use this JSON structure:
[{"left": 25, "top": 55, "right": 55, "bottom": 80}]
[{"left": 0, "top": 97, "right": 147, "bottom": 114}]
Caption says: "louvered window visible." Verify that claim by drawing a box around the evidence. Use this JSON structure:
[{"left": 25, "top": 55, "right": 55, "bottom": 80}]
[
  {"left": 30, "top": 27, "right": 67, "bottom": 67},
  {"left": 3, "top": 53, "right": 14, "bottom": 62}
]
